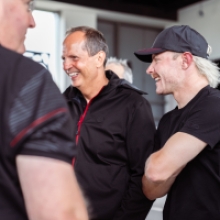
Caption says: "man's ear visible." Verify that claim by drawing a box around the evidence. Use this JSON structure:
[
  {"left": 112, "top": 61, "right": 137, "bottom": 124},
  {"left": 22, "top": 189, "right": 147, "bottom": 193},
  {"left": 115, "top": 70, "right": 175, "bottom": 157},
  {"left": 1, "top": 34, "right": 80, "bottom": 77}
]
[
  {"left": 182, "top": 52, "right": 193, "bottom": 69},
  {"left": 96, "top": 51, "right": 106, "bottom": 68}
]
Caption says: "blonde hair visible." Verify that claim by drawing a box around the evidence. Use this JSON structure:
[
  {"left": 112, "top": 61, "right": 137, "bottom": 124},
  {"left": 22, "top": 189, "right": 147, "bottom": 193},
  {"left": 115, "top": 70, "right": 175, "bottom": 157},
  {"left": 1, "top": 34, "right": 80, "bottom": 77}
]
[
  {"left": 193, "top": 56, "right": 220, "bottom": 88},
  {"left": 172, "top": 51, "right": 220, "bottom": 88}
]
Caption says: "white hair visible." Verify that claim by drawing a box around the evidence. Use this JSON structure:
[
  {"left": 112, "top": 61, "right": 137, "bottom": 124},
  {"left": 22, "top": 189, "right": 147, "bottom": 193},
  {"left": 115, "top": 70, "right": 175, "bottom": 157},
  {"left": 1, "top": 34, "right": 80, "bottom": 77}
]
[
  {"left": 106, "top": 57, "right": 133, "bottom": 83},
  {"left": 173, "top": 50, "right": 220, "bottom": 88},
  {"left": 193, "top": 55, "right": 220, "bottom": 88}
]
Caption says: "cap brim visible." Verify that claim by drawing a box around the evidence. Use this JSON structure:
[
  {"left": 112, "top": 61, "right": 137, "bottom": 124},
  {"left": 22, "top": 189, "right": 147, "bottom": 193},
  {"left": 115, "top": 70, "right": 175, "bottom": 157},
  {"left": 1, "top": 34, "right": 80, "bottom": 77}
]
[{"left": 134, "top": 48, "right": 166, "bottom": 63}]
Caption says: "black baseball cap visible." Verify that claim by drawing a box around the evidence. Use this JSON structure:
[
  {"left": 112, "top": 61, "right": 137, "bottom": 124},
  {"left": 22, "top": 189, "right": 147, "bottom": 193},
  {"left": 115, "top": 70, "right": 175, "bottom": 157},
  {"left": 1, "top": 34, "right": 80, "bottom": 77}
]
[{"left": 134, "top": 25, "right": 210, "bottom": 63}]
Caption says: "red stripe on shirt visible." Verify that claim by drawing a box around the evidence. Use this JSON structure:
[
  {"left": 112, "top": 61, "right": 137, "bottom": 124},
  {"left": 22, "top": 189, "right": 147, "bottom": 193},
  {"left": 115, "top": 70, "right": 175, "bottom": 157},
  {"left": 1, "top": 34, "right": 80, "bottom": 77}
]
[
  {"left": 10, "top": 108, "right": 67, "bottom": 147},
  {"left": 76, "top": 102, "right": 91, "bottom": 144},
  {"left": 75, "top": 86, "right": 105, "bottom": 145}
]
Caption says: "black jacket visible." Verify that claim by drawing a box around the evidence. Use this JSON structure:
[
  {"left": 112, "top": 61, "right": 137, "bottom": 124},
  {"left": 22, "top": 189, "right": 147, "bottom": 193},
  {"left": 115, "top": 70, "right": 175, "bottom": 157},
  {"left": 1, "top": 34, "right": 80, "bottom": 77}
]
[{"left": 64, "top": 71, "right": 156, "bottom": 220}]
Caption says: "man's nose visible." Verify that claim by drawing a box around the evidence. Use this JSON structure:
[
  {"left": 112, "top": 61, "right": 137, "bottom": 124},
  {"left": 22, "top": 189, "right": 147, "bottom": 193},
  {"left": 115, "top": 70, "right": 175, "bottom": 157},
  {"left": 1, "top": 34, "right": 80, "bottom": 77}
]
[
  {"left": 146, "top": 63, "right": 154, "bottom": 75},
  {"left": 29, "top": 13, "right": 36, "bottom": 28},
  {"left": 63, "top": 59, "right": 72, "bottom": 71}
]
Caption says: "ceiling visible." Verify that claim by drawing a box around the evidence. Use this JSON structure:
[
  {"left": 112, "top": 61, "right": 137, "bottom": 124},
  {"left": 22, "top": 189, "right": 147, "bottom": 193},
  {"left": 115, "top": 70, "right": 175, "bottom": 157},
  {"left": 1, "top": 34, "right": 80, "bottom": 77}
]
[{"left": 51, "top": 0, "right": 204, "bottom": 20}]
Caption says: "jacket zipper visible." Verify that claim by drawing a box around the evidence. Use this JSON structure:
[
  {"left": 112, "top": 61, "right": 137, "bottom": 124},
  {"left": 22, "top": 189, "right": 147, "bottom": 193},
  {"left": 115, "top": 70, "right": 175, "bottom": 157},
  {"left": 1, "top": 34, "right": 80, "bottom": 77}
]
[
  {"left": 76, "top": 101, "right": 92, "bottom": 144},
  {"left": 73, "top": 87, "right": 105, "bottom": 166}
]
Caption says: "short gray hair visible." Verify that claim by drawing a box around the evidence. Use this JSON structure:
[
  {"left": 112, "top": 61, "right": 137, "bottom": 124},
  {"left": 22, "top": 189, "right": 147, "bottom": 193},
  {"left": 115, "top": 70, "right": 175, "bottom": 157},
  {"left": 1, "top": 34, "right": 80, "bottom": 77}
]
[
  {"left": 106, "top": 57, "right": 133, "bottom": 83},
  {"left": 66, "top": 26, "right": 109, "bottom": 66}
]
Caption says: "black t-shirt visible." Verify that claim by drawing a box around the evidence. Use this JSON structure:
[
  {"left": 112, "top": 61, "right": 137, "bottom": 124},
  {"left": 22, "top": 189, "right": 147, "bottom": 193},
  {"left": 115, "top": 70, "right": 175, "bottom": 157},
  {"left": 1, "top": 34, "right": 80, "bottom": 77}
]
[
  {"left": 0, "top": 46, "right": 76, "bottom": 220},
  {"left": 155, "top": 85, "right": 220, "bottom": 220}
]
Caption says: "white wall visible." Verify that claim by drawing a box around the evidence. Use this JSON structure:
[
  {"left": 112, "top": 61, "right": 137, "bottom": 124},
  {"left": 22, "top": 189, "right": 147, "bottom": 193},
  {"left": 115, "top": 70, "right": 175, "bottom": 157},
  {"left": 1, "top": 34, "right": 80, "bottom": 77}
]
[{"left": 178, "top": 0, "right": 220, "bottom": 60}]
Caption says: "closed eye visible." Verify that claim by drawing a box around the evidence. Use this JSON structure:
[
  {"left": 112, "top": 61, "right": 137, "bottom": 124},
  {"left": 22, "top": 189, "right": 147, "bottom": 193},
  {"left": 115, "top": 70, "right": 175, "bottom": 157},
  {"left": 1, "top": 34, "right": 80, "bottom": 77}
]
[{"left": 61, "top": 55, "right": 78, "bottom": 61}]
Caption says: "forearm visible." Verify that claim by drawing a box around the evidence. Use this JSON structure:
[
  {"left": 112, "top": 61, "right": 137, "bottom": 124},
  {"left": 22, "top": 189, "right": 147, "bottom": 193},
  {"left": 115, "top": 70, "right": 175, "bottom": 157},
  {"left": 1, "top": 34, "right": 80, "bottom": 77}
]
[
  {"left": 142, "top": 173, "right": 176, "bottom": 200},
  {"left": 17, "top": 156, "right": 89, "bottom": 220},
  {"left": 142, "top": 154, "right": 184, "bottom": 200},
  {"left": 66, "top": 171, "right": 89, "bottom": 220}
]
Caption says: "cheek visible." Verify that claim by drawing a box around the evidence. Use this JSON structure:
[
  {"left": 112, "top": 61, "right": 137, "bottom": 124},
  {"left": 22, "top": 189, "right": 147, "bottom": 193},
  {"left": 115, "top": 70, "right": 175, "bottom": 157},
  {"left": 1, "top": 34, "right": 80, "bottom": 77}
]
[{"left": 10, "top": 7, "right": 28, "bottom": 33}]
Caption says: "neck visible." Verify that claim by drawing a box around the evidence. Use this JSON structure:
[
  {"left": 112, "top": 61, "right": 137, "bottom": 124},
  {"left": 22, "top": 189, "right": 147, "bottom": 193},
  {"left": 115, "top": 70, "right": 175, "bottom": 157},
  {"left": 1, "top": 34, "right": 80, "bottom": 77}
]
[
  {"left": 174, "top": 73, "right": 209, "bottom": 109},
  {"left": 80, "top": 72, "right": 109, "bottom": 103}
]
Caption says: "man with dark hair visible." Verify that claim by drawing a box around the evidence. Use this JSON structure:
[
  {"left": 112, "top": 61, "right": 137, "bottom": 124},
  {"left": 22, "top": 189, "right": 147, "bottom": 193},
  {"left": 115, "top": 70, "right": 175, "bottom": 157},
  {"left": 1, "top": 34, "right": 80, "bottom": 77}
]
[
  {"left": 0, "top": 1, "right": 88, "bottom": 220},
  {"left": 135, "top": 25, "right": 220, "bottom": 220},
  {"left": 62, "top": 26, "right": 156, "bottom": 220}
]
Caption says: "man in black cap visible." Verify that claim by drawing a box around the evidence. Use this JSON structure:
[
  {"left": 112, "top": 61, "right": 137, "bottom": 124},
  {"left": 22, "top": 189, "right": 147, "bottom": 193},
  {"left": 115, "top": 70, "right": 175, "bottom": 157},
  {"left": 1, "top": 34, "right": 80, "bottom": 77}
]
[{"left": 134, "top": 25, "right": 220, "bottom": 220}]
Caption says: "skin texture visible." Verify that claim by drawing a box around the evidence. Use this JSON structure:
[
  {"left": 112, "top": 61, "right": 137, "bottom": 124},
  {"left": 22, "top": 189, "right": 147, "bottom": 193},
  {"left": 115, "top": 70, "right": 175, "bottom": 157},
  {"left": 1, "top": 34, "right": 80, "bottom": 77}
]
[
  {"left": 147, "top": 52, "right": 184, "bottom": 95},
  {"left": 147, "top": 51, "right": 209, "bottom": 108},
  {"left": 0, "top": 0, "right": 35, "bottom": 54},
  {"left": 142, "top": 51, "right": 209, "bottom": 200},
  {"left": 62, "top": 31, "right": 109, "bottom": 102},
  {"left": 17, "top": 156, "right": 89, "bottom": 220},
  {"left": 142, "top": 132, "right": 206, "bottom": 200}
]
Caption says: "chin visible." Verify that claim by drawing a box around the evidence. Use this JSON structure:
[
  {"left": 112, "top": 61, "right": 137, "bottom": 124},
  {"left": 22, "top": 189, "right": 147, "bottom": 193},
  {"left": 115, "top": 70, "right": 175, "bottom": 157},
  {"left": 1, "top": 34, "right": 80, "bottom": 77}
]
[
  {"left": 156, "top": 89, "right": 162, "bottom": 94},
  {"left": 71, "top": 82, "right": 80, "bottom": 88}
]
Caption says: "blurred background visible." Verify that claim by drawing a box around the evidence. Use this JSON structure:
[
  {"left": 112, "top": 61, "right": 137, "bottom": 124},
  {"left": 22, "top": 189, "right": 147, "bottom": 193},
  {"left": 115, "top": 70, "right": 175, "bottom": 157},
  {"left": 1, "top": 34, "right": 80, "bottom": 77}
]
[{"left": 24, "top": 1, "right": 219, "bottom": 219}]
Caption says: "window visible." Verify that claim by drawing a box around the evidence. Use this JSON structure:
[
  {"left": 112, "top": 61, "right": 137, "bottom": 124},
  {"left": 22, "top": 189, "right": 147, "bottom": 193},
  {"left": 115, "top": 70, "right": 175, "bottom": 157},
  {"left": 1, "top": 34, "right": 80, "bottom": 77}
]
[{"left": 24, "top": 10, "right": 61, "bottom": 89}]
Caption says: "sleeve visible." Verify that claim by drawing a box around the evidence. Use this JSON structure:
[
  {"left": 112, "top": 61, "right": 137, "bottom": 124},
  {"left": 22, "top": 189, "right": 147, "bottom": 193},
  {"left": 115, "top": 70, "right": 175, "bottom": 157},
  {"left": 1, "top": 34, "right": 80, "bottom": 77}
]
[
  {"left": 9, "top": 68, "right": 76, "bottom": 163},
  {"left": 180, "top": 98, "right": 220, "bottom": 148},
  {"left": 113, "top": 98, "right": 156, "bottom": 220}
]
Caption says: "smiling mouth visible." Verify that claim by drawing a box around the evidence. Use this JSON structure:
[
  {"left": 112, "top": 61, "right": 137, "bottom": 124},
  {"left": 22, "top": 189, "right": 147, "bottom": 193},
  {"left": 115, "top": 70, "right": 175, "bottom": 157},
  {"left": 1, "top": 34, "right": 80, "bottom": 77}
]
[
  {"left": 68, "top": 72, "right": 79, "bottom": 78},
  {"left": 154, "top": 77, "right": 160, "bottom": 82},
  {"left": 151, "top": 74, "right": 160, "bottom": 82}
]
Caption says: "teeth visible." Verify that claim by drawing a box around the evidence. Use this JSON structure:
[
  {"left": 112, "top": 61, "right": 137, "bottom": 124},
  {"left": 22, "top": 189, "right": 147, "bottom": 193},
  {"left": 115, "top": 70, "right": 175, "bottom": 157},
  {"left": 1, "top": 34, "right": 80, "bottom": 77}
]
[
  {"left": 68, "top": 72, "right": 79, "bottom": 77},
  {"left": 155, "top": 77, "right": 160, "bottom": 82}
]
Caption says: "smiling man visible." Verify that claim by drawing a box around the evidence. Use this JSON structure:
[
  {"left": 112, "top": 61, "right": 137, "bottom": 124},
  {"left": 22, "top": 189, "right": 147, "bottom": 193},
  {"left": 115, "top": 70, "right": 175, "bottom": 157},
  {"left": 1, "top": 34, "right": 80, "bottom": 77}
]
[
  {"left": 0, "top": 1, "right": 88, "bottom": 220},
  {"left": 135, "top": 25, "right": 220, "bottom": 220},
  {"left": 62, "top": 26, "right": 156, "bottom": 220}
]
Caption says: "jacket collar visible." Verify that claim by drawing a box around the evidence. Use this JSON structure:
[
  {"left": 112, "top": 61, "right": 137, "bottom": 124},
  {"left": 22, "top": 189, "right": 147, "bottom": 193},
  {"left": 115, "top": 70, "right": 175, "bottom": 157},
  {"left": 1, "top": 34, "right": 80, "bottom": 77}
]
[{"left": 63, "top": 70, "right": 147, "bottom": 101}]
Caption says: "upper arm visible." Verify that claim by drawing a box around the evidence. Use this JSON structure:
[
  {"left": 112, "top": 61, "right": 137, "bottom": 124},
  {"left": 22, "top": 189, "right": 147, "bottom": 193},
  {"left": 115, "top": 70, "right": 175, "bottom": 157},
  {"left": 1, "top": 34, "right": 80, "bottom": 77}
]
[
  {"left": 147, "top": 132, "right": 207, "bottom": 182},
  {"left": 16, "top": 155, "right": 88, "bottom": 220},
  {"left": 10, "top": 67, "right": 76, "bottom": 161}
]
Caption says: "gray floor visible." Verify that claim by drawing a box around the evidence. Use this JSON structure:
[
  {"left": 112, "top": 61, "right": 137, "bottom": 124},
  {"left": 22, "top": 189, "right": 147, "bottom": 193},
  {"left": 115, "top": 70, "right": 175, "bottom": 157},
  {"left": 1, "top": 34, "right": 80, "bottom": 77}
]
[{"left": 146, "top": 196, "right": 166, "bottom": 220}]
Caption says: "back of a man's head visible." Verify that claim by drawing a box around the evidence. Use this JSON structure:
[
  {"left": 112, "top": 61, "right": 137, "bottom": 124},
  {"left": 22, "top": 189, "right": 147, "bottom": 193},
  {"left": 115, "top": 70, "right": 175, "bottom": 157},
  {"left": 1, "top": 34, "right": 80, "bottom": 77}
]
[
  {"left": 0, "top": 0, "right": 35, "bottom": 54},
  {"left": 106, "top": 57, "right": 133, "bottom": 84}
]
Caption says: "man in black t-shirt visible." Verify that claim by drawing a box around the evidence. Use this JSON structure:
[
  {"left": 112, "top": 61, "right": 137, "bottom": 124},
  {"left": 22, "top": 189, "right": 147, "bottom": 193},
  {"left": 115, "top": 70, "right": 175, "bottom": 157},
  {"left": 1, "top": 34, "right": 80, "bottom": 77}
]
[
  {"left": 0, "top": 0, "right": 88, "bottom": 220},
  {"left": 134, "top": 25, "right": 220, "bottom": 220}
]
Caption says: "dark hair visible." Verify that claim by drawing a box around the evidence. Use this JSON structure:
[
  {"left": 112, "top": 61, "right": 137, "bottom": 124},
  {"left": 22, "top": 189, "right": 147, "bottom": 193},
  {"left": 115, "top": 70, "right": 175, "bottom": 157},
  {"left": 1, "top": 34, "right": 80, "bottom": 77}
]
[{"left": 66, "top": 26, "right": 109, "bottom": 66}]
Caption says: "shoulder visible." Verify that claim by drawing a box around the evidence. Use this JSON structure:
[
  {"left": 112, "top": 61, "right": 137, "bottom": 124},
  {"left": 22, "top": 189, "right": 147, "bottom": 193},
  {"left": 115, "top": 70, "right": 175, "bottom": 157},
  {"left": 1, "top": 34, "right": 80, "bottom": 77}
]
[
  {"left": 0, "top": 46, "right": 43, "bottom": 73},
  {"left": 1, "top": 46, "right": 48, "bottom": 92},
  {"left": 63, "top": 86, "right": 74, "bottom": 98},
  {"left": 205, "top": 87, "right": 220, "bottom": 103},
  {"left": 193, "top": 87, "right": 220, "bottom": 113},
  {"left": 119, "top": 79, "right": 147, "bottom": 95}
]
